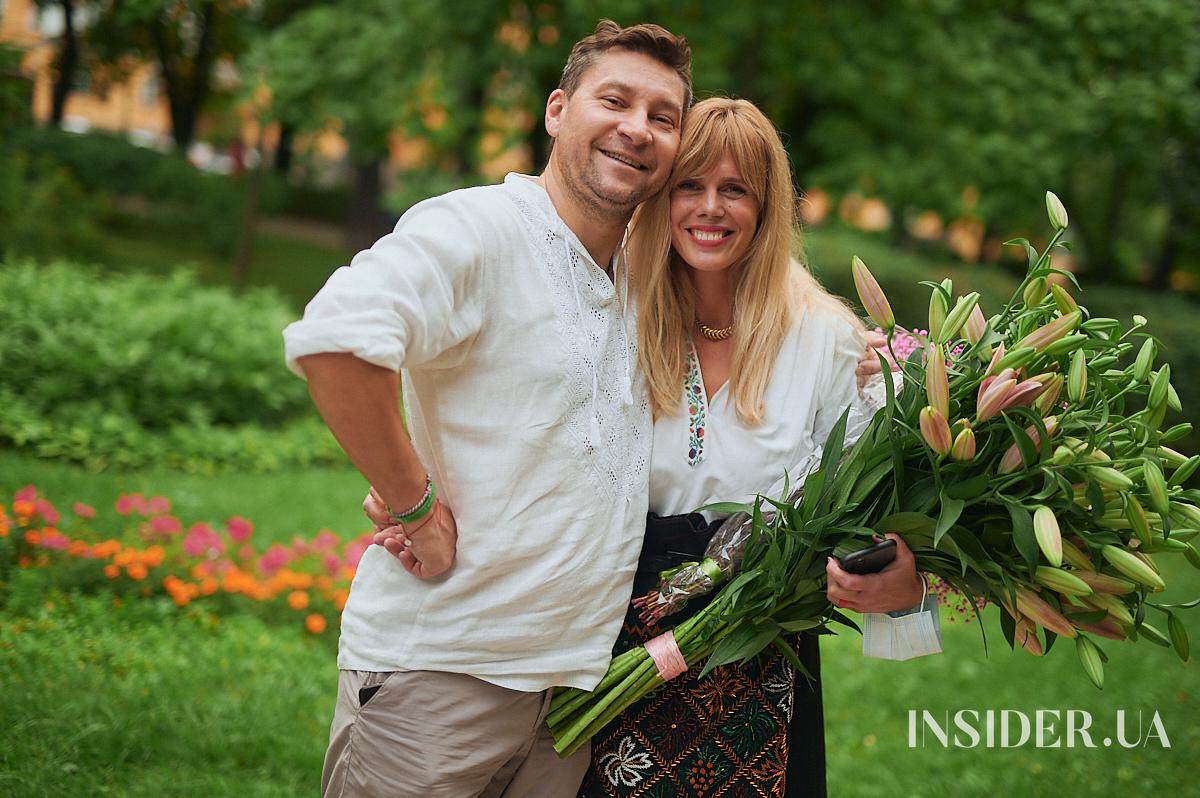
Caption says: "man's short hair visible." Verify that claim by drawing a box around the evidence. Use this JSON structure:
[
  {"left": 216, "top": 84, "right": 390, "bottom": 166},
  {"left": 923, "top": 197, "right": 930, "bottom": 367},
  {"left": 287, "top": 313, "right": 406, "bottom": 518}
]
[{"left": 559, "top": 20, "right": 692, "bottom": 110}]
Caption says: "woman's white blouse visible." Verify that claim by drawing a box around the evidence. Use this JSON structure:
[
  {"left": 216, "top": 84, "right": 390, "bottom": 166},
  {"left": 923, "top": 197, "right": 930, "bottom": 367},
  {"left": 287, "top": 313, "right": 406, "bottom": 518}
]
[{"left": 649, "top": 305, "right": 867, "bottom": 517}]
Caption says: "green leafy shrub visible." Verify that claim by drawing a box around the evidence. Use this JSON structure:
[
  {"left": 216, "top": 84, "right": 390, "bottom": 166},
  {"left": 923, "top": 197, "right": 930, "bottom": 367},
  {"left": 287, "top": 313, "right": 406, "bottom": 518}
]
[
  {"left": 0, "top": 260, "right": 346, "bottom": 471},
  {"left": 0, "top": 152, "right": 104, "bottom": 263}
]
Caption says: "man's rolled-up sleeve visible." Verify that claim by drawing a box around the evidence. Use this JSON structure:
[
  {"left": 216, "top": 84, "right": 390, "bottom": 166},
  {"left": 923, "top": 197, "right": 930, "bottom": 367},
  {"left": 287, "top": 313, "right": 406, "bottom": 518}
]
[{"left": 283, "top": 195, "right": 485, "bottom": 377}]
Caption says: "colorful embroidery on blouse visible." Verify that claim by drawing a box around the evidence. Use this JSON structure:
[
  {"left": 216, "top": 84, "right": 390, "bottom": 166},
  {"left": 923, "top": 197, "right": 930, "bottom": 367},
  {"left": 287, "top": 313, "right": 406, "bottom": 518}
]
[{"left": 685, "top": 348, "right": 706, "bottom": 466}]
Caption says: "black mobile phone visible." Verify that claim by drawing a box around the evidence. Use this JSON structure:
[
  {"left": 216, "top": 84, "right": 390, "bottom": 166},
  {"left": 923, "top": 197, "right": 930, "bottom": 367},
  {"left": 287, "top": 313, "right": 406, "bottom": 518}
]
[{"left": 838, "top": 539, "right": 897, "bottom": 575}]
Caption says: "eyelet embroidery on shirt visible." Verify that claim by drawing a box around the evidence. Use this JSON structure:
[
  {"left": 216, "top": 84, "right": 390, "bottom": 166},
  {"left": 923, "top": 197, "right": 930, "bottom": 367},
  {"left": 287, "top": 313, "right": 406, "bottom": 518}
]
[
  {"left": 503, "top": 176, "right": 650, "bottom": 498},
  {"left": 686, "top": 347, "right": 706, "bottom": 466}
]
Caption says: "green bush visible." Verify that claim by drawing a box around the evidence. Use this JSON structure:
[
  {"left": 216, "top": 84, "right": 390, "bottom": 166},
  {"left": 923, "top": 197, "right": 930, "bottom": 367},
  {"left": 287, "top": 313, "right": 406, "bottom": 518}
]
[
  {"left": 0, "top": 151, "right": 104, "bottom": 263},
  {"left": 0, "top": 260, "right": 346, "bottom": 471},
  {"left": 2, "top": 127, "right": 250, "bottom": 255}
]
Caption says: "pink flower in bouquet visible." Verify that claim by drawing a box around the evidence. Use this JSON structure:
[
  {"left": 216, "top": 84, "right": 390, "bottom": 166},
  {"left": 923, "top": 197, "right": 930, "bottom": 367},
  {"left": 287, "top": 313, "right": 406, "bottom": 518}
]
[
  {"left": 14, "top": 486, "right": 37, "bottom": 503},
  {"left": 226, "top": 516, "right": 254, "bottom": 543},
  {"left": 73, "top": 502, "right": 97, "bottom": 519}
]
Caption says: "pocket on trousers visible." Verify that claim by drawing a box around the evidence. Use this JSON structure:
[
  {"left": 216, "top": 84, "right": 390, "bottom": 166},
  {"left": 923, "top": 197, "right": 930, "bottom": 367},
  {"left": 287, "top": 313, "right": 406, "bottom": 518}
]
[{"left": 358, "top": 684, "right": 383, "bottom": 706}]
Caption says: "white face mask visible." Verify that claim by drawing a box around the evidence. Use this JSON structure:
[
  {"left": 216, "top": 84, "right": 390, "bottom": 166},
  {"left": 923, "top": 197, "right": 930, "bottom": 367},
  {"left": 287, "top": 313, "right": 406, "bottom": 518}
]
[{"left": 862, "top": 585, "right": 943, "bottom": 661}]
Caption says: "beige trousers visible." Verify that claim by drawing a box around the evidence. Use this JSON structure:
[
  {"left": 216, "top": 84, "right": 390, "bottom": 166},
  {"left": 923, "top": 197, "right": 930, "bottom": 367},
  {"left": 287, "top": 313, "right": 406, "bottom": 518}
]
[{"left": 321, "top": 669, "right": 590, "bottom": 798}]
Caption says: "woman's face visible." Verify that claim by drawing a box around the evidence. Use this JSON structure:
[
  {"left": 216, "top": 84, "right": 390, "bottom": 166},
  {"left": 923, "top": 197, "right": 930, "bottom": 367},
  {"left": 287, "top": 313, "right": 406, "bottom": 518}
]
[{"left": 669, "top": 151, "right": 760, "bottom": 275}]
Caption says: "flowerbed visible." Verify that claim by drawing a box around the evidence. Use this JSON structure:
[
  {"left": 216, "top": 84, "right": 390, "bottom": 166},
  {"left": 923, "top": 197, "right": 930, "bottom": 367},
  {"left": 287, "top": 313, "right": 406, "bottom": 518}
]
[{"left": 0, "top": 485, "right": 372, "bottom": 637}]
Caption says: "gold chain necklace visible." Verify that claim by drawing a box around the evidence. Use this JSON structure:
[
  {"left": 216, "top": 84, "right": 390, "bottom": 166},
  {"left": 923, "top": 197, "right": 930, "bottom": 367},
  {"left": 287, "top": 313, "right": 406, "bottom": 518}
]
[{"left": 695, "top": 317, "right": 734, "bottom": 342}]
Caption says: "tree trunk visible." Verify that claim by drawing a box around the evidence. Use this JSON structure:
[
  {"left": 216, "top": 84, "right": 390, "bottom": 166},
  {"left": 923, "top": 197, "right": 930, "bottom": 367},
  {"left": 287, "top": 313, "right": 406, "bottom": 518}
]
[
  {"left": 151, "top": 2, "right": 218, "bottom": 153},
  {"left": 231, "top": 128, "right": 267, "bottom": 285},
  {"left": 49, "top": 0, "right": 77, "bottom": 125},
  {"left": 1148, "top": 202, "right": 1182, "bottom": 290},
  {"left": 273, "top": 122, "right": 295, "bottom": 175},
  {"left": 345, "top": 159, "right": 386, "bottom": 253}
]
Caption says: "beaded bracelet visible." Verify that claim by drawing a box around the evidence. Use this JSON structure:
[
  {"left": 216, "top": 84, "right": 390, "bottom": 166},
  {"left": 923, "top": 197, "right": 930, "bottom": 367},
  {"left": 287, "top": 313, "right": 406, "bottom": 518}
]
[{"left": 387, "top": 475, "right": 437, "bottom": 524}]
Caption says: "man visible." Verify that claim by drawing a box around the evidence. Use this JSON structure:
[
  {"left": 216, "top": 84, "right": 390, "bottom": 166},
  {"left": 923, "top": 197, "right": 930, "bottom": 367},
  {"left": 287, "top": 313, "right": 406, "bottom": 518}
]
[{"left": 283, "top": 20, "right": 692, "bottom": 797}]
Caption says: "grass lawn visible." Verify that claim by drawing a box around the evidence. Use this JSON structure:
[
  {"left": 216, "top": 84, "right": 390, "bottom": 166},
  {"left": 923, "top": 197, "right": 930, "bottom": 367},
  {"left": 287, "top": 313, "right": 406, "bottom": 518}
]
[
  {"left": 822, "top": 559, "right": 1200, "bottom": 796},
  {"left": 0, "top": 586, "right": 336, "bottom": 797},
  {"left": 3, "top": 448, "right": 1198, "bottom": 795}
]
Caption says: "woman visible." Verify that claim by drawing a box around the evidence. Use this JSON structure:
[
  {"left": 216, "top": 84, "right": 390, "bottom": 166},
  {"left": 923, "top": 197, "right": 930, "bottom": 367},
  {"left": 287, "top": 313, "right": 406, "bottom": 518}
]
[{"left": 577, "top": 98, "right": 927, "bottom": 797}]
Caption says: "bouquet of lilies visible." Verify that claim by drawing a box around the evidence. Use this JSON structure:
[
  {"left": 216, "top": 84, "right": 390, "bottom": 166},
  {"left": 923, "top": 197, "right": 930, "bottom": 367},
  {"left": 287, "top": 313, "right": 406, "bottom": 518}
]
[{"left": 548, "top": 193, "right": 1200, "bottom": 757}]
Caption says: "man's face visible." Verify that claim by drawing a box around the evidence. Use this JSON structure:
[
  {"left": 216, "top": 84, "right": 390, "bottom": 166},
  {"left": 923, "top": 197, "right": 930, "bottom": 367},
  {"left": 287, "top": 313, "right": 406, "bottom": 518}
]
[{"left": 545, "top": 49, "right": 686, "bottom": 218}]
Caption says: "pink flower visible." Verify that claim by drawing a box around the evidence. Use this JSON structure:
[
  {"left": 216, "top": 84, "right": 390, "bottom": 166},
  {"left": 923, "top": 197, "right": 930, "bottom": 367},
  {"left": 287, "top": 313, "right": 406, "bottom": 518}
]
[
  {"left": 14, "top": 485, "right": 37, "bottom": 503},
  {"left": 149, "top": 516, "right": 182, "bottom": 537},
  {"left": 324, "top": 554, "right": 343, "bottom": 576},
  {"left": 344, "top": 535, "right": 372, "bottom": 569},
  {"left": 146, "top": 495, "right": 172, "bottom": 515},
  {"left": 34, "top": 500, "right": 60, "bottom": 525},
  {"left": 258, "top": 544, "right": 291, "bottom": 576},
  {"left": 312, "top": 530, "right": 340, "bottom": 550},
  {"left": 73, "top": 502, "right": 97, "bottom": 519},
  {"left": 183, "top": 523, "right": 225, "bottom": 558},
  {"left": 226, "top": 516, "right": 254, "bottom": 543},
  {"left": 115, "top": 492, "right": 149, "bottom": 516},
  {"left": 40, "top": 530, "right": 70, "bottom": 550}
]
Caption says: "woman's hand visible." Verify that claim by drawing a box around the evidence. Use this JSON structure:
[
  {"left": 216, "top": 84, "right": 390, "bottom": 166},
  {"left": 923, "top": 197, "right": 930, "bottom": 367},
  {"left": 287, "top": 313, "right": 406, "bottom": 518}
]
[
  {"left": 826, "top": 533, "right": 925, "bottom": 613},
  {"left": 364, "top": 487, "right": 458, "bottom": 580},
  {"left": 855, "top": 330, "right": 898, "bottom": 391}
]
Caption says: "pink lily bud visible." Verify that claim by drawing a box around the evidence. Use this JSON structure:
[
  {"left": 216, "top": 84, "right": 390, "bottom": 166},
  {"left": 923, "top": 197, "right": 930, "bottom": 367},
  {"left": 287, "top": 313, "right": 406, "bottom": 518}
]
[
  {"left": 1014, "top": 616, "right": 1045, "bottom": 656},
  {"left": 976, "top": 375, "right": 1018, "bottom": 422},
  {"left": 1002, "top": 378, "right": 1048, "bottom": 410},
  {"left": 1015, "top": 587, "right": 1077, "bottom": 639},
  {"left": 852, "top": 256, "right": 895, "bottom": 331},
  {"left": 1015, "top": 311, "right": 1082, "bottom": 352},
  {"left": 997, "top": 418, "right": 1057, "bottom": 474},
  {"left": 950, "top": 426, "right": 977, "bottom": 461},
  {"left": 964, "top": 303, "right": 987, "bottom": 345},
  {"left": 1033, "top": 374, "right": 1064, "bottom": 416},
  {"left": 926, "top": 343, "right": 949, "bottom": 417},
  {"left": 985, "top": 341, "right": 1006, "bottom": 375},
  {"left": 919, "top": 406, "right": 952, "bottom": 456}
]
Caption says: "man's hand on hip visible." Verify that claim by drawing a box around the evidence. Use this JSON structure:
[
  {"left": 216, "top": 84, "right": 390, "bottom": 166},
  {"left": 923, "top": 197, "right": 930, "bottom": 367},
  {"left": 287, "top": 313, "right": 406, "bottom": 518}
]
[{"left": 366, "top": 487, "right": 458, "bottom": 579}]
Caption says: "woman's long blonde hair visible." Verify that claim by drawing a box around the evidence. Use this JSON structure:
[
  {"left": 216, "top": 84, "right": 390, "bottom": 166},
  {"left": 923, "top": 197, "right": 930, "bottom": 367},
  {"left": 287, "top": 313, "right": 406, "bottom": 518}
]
[{"left": 629, "top": 97, "right": 862, "bottom": 425}]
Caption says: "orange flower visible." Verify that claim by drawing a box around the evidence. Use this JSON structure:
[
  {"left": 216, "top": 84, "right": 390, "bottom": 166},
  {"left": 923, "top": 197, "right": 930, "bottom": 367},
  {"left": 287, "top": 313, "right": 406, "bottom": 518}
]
[
  {"left": 142, "top": 546, "right": 166, "bottom": 567},
  {"left": 287, "top": 590, "right": 310, "bottom": 610},
  {"left": 200, "top": 577, "right": 219, "bottom": 596},
  {"left": 67, "top": 540, "right": 88, "bottom": 556},
  {"left": 127, "top": 563, "right": 148, "bottom": 581},
  {"left": 305, "top": 613, "right": 327, "bottom": 634},
  {"left": 12, "top": 499, "right": 35, "bottom": 519},
  {"left": 333, "top": 589, "right": 349, "bottom": 611},
  {"left": 103, "top": 564, "right": 120, "bottom": 579}
]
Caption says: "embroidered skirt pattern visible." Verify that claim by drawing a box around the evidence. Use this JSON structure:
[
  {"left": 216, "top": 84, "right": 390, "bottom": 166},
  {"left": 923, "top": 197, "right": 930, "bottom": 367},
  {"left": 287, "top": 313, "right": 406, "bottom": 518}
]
[{"left": 578, "top": 614, "right": 797, "bottom": 798}]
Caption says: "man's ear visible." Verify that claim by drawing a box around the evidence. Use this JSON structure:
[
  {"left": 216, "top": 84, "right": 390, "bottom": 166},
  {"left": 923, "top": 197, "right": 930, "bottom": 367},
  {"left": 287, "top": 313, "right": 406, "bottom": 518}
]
[{"left": 544, "top": 88, "right": 566, "bottom": 139}]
